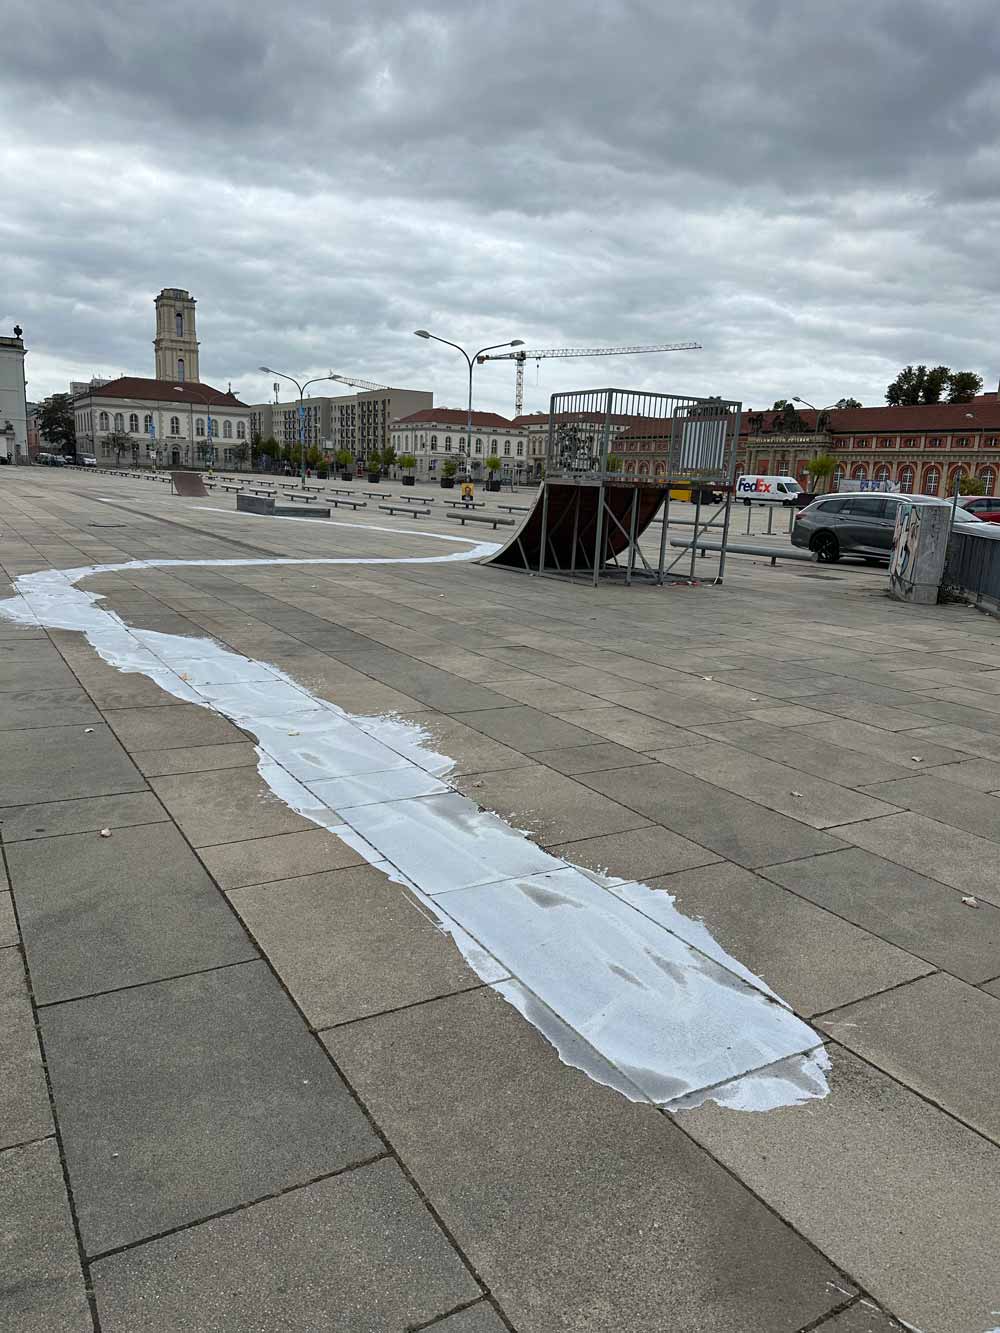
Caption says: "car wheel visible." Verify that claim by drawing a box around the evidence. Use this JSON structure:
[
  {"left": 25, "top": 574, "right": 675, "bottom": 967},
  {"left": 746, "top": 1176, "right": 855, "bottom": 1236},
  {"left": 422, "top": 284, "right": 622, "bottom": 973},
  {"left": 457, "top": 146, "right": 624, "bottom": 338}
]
[
  {"left": 811, "top": 531, "right": 840, "bottom": 563},
  {"left": 743, "top": 498, "right": 751, "bottom": 506}
]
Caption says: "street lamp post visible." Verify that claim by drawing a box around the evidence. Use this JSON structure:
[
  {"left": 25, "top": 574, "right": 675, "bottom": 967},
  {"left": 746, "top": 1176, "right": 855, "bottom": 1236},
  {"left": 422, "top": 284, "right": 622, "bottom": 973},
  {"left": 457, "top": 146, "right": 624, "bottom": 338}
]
[
  {"left": 258, "top": 367, "right": 336, "bottom": 484},
  {"left": 414, "top": 331, "right": 523, "bottom": 475},
  {"left": 792, "top": 397, "right": 839, "bottom": 491}
]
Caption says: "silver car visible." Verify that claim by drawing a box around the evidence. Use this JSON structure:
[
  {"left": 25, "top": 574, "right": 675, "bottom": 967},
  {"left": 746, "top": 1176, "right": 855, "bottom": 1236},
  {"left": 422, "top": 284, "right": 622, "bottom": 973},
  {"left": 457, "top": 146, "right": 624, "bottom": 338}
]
[{"left": 792, "top": 492, "right": 986, "bottom": 564}]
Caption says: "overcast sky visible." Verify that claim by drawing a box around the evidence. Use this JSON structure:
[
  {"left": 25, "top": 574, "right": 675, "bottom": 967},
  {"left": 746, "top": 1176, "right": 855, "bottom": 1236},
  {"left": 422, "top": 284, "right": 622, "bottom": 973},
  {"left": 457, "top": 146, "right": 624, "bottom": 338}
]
[{"left": 4, "top": 0, "right": 1000, "bottom": 415}]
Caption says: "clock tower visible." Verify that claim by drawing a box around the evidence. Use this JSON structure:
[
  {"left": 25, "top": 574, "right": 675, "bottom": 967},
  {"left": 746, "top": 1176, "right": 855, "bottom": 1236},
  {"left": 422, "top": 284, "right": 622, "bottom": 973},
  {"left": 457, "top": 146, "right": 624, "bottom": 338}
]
[{"left": 153, "top": 288, "right": 200, "bottom": 384}]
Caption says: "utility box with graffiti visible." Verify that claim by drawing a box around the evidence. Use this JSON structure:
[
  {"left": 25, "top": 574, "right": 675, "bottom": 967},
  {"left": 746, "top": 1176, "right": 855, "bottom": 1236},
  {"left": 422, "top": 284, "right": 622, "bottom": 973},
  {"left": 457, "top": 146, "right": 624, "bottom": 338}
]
[{"left": 888, "top": 501, "right": 951, "bottom": 605}]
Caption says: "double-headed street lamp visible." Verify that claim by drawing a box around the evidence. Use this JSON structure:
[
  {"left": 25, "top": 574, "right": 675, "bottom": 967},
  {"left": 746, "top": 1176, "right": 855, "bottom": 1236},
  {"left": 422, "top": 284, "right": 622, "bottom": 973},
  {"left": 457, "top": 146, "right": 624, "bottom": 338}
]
[
  {"left": 258, "top": 367, "right": 337, "bottom": 483},
  {"left": 413, "top": 331, "right": 523, "bottom": 473}
]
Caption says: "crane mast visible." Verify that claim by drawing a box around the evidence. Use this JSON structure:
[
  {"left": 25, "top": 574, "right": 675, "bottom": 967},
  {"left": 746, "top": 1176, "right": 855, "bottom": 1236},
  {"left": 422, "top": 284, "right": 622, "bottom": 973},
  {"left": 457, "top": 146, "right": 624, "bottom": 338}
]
[
  {"left": 331, "top": 373, "right": 391, "bottom": 392},
  {"left": 477, "top": 342, "right": 701, "bottom": 417}
]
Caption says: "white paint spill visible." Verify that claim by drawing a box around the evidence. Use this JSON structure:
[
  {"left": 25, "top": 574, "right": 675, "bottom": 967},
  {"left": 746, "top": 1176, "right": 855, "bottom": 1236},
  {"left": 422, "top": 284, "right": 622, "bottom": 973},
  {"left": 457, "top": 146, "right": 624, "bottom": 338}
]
[{"left": 0, "top": 550, "right": 830, "bottom": 1114}]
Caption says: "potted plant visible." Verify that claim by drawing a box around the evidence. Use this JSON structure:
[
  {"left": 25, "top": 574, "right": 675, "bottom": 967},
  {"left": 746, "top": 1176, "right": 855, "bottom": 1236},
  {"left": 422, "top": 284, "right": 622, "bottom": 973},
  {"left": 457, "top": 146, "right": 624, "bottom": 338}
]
[
  {"left": 366, "top": 451, "right": 381, "bottom": 483},
  {"left": 440, "top": 458, "right": 458, "bottom": 488},
  {"left": 484, "top": 454, "right": 502, "bottom": 491},
  {"left": 399, "top": 453, "right": 417, "bottom": 486},
  {"left": 335, "top": 447, "right": 354, "bottom": 480},
  {"left": 380, "top": 445, "right": 397, "bottom": 478}
]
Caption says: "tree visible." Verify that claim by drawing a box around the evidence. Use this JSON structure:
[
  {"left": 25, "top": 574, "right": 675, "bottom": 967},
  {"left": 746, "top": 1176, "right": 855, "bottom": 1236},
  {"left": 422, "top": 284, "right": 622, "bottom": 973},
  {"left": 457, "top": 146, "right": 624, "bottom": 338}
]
[
  {"left": 771, "top": 399, "right": 789, "bottom": 411},
  {"left": 231, "top": 443, "right": 249, "bottom": 470},
  {"left": 104, "top": 430, "right": 133, "bottom": 466},
  {"left": 399, "top": 453, "right": 416, "bottom": 472},
  {"left": 835, "top": 397, "right": 862, "bottom": 409},
  {"left": 38, "top": 394, "right": 76, "bottom": 454},
  {"left": 334, "top": 447, "right": 353, "bottom": 473},
  {"left": 807, "top": 454, "right": 837, "bottom": 492},
  {"left": 947, "top": 371, "right": 983, "bottom": 403},
  {"left": 484, "top": 454, "right": 502, "bottom": 475},
  {"left": 306, "top": 445, "right": 323, "bottom": 470},
  {"left": 380, "top": 445, "right": 397, "bottom": 472},
  {"left": 959, "top": 474, "right": 986, "bottom": 495},
  {"left": 441, "top": 457, "right": 458, "bottom": 478}
]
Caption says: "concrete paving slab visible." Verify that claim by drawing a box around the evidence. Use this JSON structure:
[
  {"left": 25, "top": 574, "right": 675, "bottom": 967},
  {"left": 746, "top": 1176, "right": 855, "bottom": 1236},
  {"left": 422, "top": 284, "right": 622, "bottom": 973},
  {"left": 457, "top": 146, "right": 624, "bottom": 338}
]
[
  {"left": 91, "top": 1158, "right": 480, "bottom": 1332},
  {"left": 795, "top": 718, "right": 968, "bottom": 768},
  {"left": 0, "top": 1138, "right": 92, "bottom": 1332},
  {"left": 130, "top": 740, "right": 260, "bottom": 776},
  {"left": 532, "top": 740, "right": 656, "bottom": 774},
  {"left": 103, "top": 702, "right": 248, "bottom": 750},
  {"left": 681, "top": 1046, "right": 1000, "bottom": 1333},
  {"left": 900, "top": 723, "right": 1000, "bottom": 761},
  {"left": 0, "top": 657, "right": 81, "bottom": 692},
  {"left": 578, "top": 763, "right": 845, "bottom": 867},
  {"left": 9, "top": 822, "right": 257, "bottom": 1004},
  {"left": 0, "top": 891, "right": 17, "bottom": 945},
  {"left": 858, "top": 773, "right": 1000, "bottom": 840},
  {"left": 0, "top": 722, "right": 145, "bottom": 806},
  {"left": 553, "top": 705, "right": 704, "bottom": 751},
  {"left": 646, "top": 862, "right": 932, "bottom": 1018},
  {"left": 922, "top": 755, "right": 1000, "bottom": 791},
  {"left": 827, "top": 812, "right": 1000, "bottom": 908},
  {"left": 40, "top": 961, "right": 380, "bottom": 1255},
  {"left": 200, "top": 825, "right": 366, "bottom": 889},
  {"left": 650, "top": 741, "right": 901, "bottom": 828},
  {"left": 0, "top": 790, "right": 167, "bottom": 842},
  {"left": 0, "top": 948, "right": 52, "bottom": 1149},
  {"left": 326, "top": 987, "right": 847, "bottom": 1333},
  {"left": 818, "top": 972, "right": 1000, "bottom": 1143},
  {"left": 547, "top": 823, "right": 721, "bottom": 880},
  {"left": 0, "top": 686, "right": 103, "bottom": 730},
  {"left": 430, "top": 1303, "right": 509, "bottom": 1333},
  {"left": 697, "top": 728, "right": 914, "bottom": 787},
  {"left": 811, "top": 1300, "right": 905, "bottom": 1330},
  {"left": 763, "top": 848, "right": 1000, "bottom": 983},
  {"left": 230, "top": 863, "right": 481, "bottom": 1027},
  {"left": 458, "top": 703, "right": 607, "bottom": 754},
  {"left": 981, "top": 976, "right": 1000, "bottom": 998},
  {"left": 149, "top": 765, "right": 323, "bottom": 846},
  {"left": 453, "top": 764, "right": 650, "bottom": 845}
]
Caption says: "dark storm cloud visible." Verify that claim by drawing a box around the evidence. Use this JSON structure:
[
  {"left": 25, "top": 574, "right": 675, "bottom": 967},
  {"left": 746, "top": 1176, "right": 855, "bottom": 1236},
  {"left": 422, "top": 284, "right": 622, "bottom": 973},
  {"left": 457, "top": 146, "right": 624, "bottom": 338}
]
[{"left": 3, "top": 0, "right": 1000, "bottom": 411}]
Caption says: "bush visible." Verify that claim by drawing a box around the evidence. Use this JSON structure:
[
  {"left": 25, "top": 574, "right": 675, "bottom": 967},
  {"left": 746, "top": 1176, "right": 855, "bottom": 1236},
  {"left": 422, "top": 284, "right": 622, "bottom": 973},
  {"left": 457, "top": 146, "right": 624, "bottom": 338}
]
[
  {"left": 442, "top": 458, "right": 458, "bottom": 478},
  {"left": 484, "top": 454, "right": 501, "bottom": 474},
  {"left": 399, "top": 453, "right": 417, "bottom": 471}
]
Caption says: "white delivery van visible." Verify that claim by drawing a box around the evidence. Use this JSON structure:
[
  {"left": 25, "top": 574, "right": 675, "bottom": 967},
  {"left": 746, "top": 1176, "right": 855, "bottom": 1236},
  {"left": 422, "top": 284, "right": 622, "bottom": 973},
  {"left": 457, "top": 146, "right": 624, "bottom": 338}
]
[{"left": 735, "top": 474, "right": 802, "bottom": 506}]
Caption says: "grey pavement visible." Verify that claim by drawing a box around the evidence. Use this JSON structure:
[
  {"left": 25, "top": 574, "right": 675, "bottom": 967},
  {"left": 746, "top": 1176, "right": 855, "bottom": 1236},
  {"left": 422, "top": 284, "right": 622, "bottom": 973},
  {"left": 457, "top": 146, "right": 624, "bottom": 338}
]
[{"left": 2, "top": 468, "right": 1000, "bottom": 1331}]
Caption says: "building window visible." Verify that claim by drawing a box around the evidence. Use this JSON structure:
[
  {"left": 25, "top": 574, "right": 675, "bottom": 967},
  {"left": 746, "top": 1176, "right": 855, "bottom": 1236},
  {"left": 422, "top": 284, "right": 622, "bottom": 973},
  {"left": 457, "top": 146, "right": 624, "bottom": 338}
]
[
  {"left": 142, "top": 413, "right": 152, "bottom": 433},
  {"left": 833, "top": 464, "right": 845, "bottom": 487},
  {"left": 430, "top": 435, "right": 437, "bottom": 448},
  {"left": 903, "top": 437, "right": 916, "bottom": 447},
  {"left": 99, "top": 411, "right": 109, "bottom": 431},
  {"left": 223, "top": 420, "right": 233, "bottom": 439},
  {"left": 128, "top": 413, "right": 139, "bottom": 432},
  {"left": 176, "top": 311, "right": 183, "bottom": 337},
  {"left": 851, "top": 464, "right": 868, "bottom": 481},
  {"left": 928, "top": 437, "right": 943, "bottom": 448},
  {"left": 236, "top": 421, "right": 245, "bottom": 440},
  {"left": 986, "top": 437, "right": 999, "bottom": 449},
  {"left": 169, "top": 416, "right": 180, "bottom": 436},
  {"left": 196, "top": 418, "right": 205, "bottom": 437},
  {"left": 444, "top": 438, "right": 451, "bottom": 452},
  {"left": 980, "top": 467, "right": 996, "bottom": 494},
  {"left": 503, "top": 442, "right": 511, "bottom": 455},
  {"left": 177, "top": 358, "right": 185, "bottom": 383},
  {"left": 947, "top": 464, "right": 966, "bottom": 493},
  {"left": 113, "top": 412, "right": 124, "bottom": 431},
  {"left": 923, "top": 465, "right": 941, "bottom": 495},
  {"left": 210, "top": 419, "right": 218, "bottom": 438},
  {"left": 516, "top": 442, "right": 524, "bottom": 456},
  {"left": 474, "top": 441, "right": 482, "bottom": 454},
  {"left": 853, "top": 438, "right": 869, "bottom": 449},
  {"left": 879, "top": 438, "right": 894, "bottom": 448},
  {"left": 874, "top": 464, "right": 891, "bottom": 485},
  {"left": 957, "top": 437, "right": 970, "bottom": 447},
  {"left": 898, "top": 464, "right": 915, "bottom": 493},
  {"left": 491, "top": 438, "right": 498, "bottom": 449}
]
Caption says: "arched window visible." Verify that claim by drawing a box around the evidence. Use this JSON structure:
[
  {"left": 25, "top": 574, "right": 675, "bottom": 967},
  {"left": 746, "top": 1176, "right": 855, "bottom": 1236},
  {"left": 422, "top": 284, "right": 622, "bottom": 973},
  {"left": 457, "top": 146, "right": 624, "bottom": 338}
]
[
  {"left": 210, "top": 419, "right": 218, "bottom": 437},
  {"left": 922, "top": 465, "right": 941, "bottom": 495},
  {"left": 444, "top": 438, "right": 451, "bottom": 452},
  {"left": 113, "top": 412, "right": 124, "bottom": 431},
  {"left": 128, "top": 413, "right": 139, "bottom": 432},
  {"left": 177, "top": 358, "right": 185, "bottom": 383},
  {"left": 430, "top": 435, "right": 437, "bottom": 448},
  {"left": 170, "top": 416, "right": 180, "bottom": 436},
  {"left": 474, "top": 440, "right": 482, "bottom": 454},
  {"left": 195, "top": 418, "right": 205, "bottom": 437},
  {"left": 491, "top": 438, "right": 498, "bottom": 449},
  {"left": 503, "top": 441, "right": 511, "bottom": 455},
  {"left": 223, "top": 420, "right": 233, "bottom": 439},
  {"left": 874, "top": 464, "right": 891, "bottom": 486},
  {"left": 175, "top": 311, "right": 183, "bottom": 337},
  {"left": 851, "top": 464, "right": 867, "bottom": 481},
  {"left": 979, "top": 466, "right": 996, "bottom": 495},
  {"left": 236, "top": 421, "right": 245, "bottom": 440},
  {"left": 638, "top": 462, "right": 650, "bottom": 477},
  {"left": 143, "top": 414, "right": 153, "bottom": 433},
  {"left": 99, "top": 411, "right": 109, "bottom": 431},
  {"left": 833, "top": 464, "right": 845, "bottom": 487},
  {"left": 898, "top": 464, "right": 915, "bottom": 493},
  {"left": 516, "top": 442, "right": 524, "bottom": 456},
  {"left": 946, "top": 464, "right": 966, "bottom": 495}
]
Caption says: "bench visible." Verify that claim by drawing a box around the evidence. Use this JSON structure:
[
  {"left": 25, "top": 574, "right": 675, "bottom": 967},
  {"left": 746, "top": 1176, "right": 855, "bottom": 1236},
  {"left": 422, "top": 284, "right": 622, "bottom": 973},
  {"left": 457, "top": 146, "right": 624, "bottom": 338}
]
[
  {"left": 443, "top": 499, "right": 485, "bottom": 509},
  {"left": 365, "top": 490, "right": 391, "bottom": 498},
  {"left": 498, "top": 504, "right": 529, "bottom": 513},
  {"left": 668, "top": 538, "right": 814, "bottom": 568},
  {"left": 284, "top": 491, "right": 320, "bottom": 503},
  {"left": 220, "top": 483, "right": 243, "bottom": 492},
  {"left": 328, "top": 498, "right": 366, "bottom": 510},
  {"left": 395, "top": 494, "right": 435, "bottom": 504},
  {"left": 445, "top": 513, "right": 515, "bottom": 530},
  {"left": 378, "top": 504, "right": 429, "bottom": 518}
]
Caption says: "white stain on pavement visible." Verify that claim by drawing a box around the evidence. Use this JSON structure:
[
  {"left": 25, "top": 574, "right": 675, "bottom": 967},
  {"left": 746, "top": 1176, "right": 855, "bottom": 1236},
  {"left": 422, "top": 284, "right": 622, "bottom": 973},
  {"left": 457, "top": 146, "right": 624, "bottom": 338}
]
[{"left": 1, "top": 552, "right": 830, "bottom": 1114}]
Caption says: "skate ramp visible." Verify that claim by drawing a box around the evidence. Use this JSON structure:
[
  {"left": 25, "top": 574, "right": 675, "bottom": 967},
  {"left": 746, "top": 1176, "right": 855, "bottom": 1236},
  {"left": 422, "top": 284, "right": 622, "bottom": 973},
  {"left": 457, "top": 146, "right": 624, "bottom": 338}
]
[
  {"left": 170, "top": 471, "right": 209, "bottom": 497},
  {"left": 484, "top": 482, "right": 665, "bottom": 572}
]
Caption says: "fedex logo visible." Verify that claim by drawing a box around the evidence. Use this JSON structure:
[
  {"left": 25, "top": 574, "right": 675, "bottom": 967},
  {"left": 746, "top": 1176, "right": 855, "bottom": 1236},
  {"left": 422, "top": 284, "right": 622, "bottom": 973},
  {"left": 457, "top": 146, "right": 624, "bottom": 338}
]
[{"left": 737, "top": 477, "right": 772, "bottom": 494}]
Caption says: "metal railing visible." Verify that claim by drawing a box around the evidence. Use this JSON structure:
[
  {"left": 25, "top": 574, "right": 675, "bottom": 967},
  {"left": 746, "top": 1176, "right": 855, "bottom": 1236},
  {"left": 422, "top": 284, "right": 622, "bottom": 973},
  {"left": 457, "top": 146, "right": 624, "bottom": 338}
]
[{"left": 943, "top": 528, "right": 1000, "bottom": 611}]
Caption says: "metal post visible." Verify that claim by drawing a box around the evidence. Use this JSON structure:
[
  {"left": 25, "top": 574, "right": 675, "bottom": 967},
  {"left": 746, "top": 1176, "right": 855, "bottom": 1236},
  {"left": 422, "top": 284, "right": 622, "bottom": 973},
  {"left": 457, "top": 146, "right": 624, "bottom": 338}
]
[
  {"left": 766, "top": 505, "right": 774, "bottom": 535},
  {"left": 592, "top": 482, "right": 605, "bottom": 587},
  {"left": 625, "top": 486, "right": 639, "bottom": 585},
  {"left": 298, "top": 391, "right": 306, "bottom": 485},
  {"left": 690, "top": 488, "right": 702, "bottom": 578},
  {"left": 657, "top": 488, "right": 670, "bottom": 584},
  {"left": 745, "top": 503, "right": 751, "bottom": 535},
  {"left": 569, "top": 486, "right": 581, "bottom": 578},
  {"left": 716, "top": 409, "right": 741, "bottom": 586},
  {"left": 465, "top": 355, "right": 474, "bottom": 475},
  {"left": 537, "top": 481, "right": 550, "bottom": 575}
]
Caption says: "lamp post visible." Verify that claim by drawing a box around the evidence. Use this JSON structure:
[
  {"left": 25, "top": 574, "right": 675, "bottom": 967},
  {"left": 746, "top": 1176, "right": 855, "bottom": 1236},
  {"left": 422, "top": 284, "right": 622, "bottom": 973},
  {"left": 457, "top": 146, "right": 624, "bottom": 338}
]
[
  {"left": 258, "top": 367, "right": 336, "bottom": 484},
  {"left": 792, "top": 397, "right": 839, "bottom": 491},
  {"left": 413, "top": 331, "right": 523, "bottom": 475}
]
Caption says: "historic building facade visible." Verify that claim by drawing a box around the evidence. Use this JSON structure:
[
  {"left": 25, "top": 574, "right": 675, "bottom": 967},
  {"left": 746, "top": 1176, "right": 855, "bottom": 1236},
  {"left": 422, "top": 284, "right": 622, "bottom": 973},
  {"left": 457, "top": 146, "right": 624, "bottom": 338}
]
[{"left": 390, "top": 409, "right": 527, "bottom": 479}]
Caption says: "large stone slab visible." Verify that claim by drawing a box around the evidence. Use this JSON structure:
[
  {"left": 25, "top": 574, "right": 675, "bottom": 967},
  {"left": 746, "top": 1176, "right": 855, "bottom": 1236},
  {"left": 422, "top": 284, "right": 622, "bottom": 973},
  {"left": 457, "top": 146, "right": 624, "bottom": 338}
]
[
  {"left": 40, "top": 961, "right": 380, "bottom": 1254},
  {"left": 130, "top": 740, "right": 259, "bottom": 776},
  {"left": 547, "top": 823, "right": 720, "bottom": 880},
  {"left": 326, "top": 987, "right": 847, "bottom": 1333},
  {"left": 453, "top": 764, "right": 650, "bottom": 845},
  {"left": 91, "top": 1158, "right": 479, "bottom": 1332},
  {"left": 0, "top": 790, "right": 167, "bottom": 842},
  {"left": 681, "top": 1046, "right": 1000, "bottom": 1333},
  {"left": 201, "top": 826, "right": 366, "bottom": 889},
  {"left": 457, "top": 704, "right": 602, "bottom": 753},
  {"left": 818, "top": 972, "right": 1000, "bottom": 1143},
  {"left": 229, "top": 863, "right": 481, "bottom": 1027},
  {"left": 0, "top": 686, "right": 102, "bottom": 730},
  {"left": 0, "top": 948, "right": 52, "bottom": 1149},
  {"left": 149, "top": 765, "right": 324, "bottom": 846},
  {"left": 0, "top": 722, "right": 145, "bottom": 806},
  {"left": 857, "top": 773, "right": 1000, "bottom": 840},
  {"left": 103, "top": 702, "right": 247, "bottom": 750},
  {"left": 9, "top": 822, "right": 257, "bottom": 1004},
  {"left": 762, "top": 847, "right": 1000, "bottom": 983},
  {"left": 0, "top": 1138, "right": 92, "bottom": 1332}
]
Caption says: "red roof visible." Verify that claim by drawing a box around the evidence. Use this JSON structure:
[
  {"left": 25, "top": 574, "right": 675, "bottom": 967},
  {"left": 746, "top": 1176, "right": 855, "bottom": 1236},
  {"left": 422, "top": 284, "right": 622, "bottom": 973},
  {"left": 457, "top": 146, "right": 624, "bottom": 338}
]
[
  {"left": 394, "top": 408, "right": 520, "bottom": 429},
  {"left": 85, "top": 377, "right": 244, "bottom": 406},
  {"left": 743, "top": 393, "right": 1000, "bottom": 437}
]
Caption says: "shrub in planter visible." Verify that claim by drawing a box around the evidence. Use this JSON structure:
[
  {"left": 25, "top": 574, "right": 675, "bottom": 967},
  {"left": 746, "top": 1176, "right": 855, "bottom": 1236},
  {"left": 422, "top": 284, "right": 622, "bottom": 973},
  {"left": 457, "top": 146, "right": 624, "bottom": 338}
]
[
  {"left": 484, "top": 454, "right": 502, "bottom": 491},
  {"left": 334, "top": 448, "right": 353, "bottom": 481},
  {"left": 399, "top": 453, "right": 417, "bottom": 486},
  {"left": 440, "top": 458, "right": 458, "bottom": 489}
]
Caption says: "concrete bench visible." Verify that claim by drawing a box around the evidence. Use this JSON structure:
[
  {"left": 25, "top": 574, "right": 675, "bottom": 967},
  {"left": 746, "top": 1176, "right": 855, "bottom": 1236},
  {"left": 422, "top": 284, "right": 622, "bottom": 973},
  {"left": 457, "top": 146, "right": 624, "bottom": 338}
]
[
  {"left": 443, "top": 499, "right": 485, "bottom": 509},
  {"left": 498, "top": 504, "right": 530, "bottom": 513},
  {"left": 668, "top": 538, "right": 814, "bottom": 568},
  {"left": 220, "top": 483, "right": 243, "bottom": 492},
  {"left": 395, "top": 494, "right": 435, "bottom": 504},
  {"left": 378, "top": 504, "right": 429, "bottom": 518},
  {"left": 365, "top": 490, "right": 391, "bottom": 498},
  {"left": 284, "top": 491, "right": 320, "bottom": 503},
  {"left": 328, "top": 498, "right": 366, "bottom": 510},
  {"left": 446, "top": 512, "right": 515, "bottom": 530}
]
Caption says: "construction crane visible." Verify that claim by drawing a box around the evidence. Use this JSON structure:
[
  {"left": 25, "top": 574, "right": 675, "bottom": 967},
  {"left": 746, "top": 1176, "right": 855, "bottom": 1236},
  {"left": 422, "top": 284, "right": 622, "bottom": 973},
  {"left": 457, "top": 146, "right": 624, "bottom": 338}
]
[
  {"left": 330, "top": 373, "right": 391, "bottom": 392},
  {"left": 477, "top": 343, "right": 702, "bottom": 417}
]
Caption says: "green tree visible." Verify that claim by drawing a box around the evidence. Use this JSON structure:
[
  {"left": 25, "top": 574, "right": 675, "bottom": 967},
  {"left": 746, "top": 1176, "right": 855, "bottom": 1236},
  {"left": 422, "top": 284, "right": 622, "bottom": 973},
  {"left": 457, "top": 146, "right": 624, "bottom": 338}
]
[
  {"left": 806, "top": 453, "right": 837, "bottom": 491},
  {"left": 38, "top": 394, "right": 76, "bottom": 454},
  {"left": 104, "top": 430, "right": 133, "bottom": 466},
  {"left": 334, "top": 447, "right": 353, "bottom": 472},
  {"left": 442, "top": 457, "right": 458, "bottom": 478},
  {"left": 306, "top": 445, "right": 323, "bottom": 470},
  {"left": 947, "top": 371, "right": 983, "bottom": 403},
  {"left": 959, "top": 474, "right": 986, "bottom": 495},
  {"left": 380, "top": 445, "right": 397, "bottom": 471},
  {"left": 771, "top": 399, "right": 789, "bottom": 411},
  {"left": 834, "top": 397, "right": 862, "bottom": 409},
  {"left": 484, "top": 453, "right": 502, "bottom": 475},
  {"left": 398, "top": 453, "right": 416, "bottom": 472},
  {"left": 231, "top": 442, "right": 249, "bottom": 470}
]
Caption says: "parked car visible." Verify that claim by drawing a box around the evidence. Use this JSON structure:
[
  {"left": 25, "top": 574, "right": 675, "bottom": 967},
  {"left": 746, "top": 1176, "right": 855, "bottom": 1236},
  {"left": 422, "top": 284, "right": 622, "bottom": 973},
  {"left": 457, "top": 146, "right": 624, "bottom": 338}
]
[
  {"left": 79, "top": 454, "right": 97, "bottom": 468},
  {"left": 792, "top": 492, "right": 986, "bottom": 563},
  {"left": 956, "top": 494, "right": 1000, "bottom": 523},
  {"left": 35, "top": 452, "right": 65, "bottom": 467},
  {"left": 736, "top": 474, "right": 803, "bottom": 506}
]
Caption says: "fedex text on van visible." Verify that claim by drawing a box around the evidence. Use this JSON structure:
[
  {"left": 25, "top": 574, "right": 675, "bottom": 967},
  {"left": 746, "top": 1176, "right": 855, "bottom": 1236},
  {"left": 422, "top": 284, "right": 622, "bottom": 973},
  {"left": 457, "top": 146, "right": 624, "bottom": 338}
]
[{"left": 737, "top": 477, "right": 772, "bottom": 494}]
